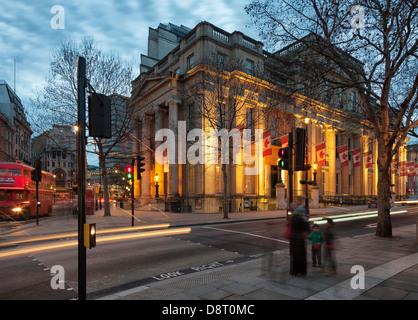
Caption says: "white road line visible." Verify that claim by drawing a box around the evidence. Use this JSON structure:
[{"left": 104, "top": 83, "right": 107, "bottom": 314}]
[{"left": 204, "top": 226, "right": 289, "bottom": 244}]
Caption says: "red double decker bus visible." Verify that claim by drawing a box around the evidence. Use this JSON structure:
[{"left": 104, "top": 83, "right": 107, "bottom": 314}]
[{"left": 0, "top": 162, "right": 55, "bottom": 220}]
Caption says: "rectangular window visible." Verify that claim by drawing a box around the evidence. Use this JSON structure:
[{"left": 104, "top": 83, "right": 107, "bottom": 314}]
[
  {"left": 187, "top": 54, "right": 195, "bottom": 70},
  {"left": 217, "top": 52, "right": 225, "bottom": 69},
  {"left": 351, "top": 91, "right": 355, "bottom": 111},
  {"left": 246, "top": 59, "right": 254, "bottom": 75},
  {"left": 216, "top": 165, "right": 223, "bottom": 193}
]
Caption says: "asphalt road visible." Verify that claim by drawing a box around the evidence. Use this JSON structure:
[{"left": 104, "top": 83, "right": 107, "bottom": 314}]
[{"left": 0, "top": 205, "right": 417, "bottom": 300}]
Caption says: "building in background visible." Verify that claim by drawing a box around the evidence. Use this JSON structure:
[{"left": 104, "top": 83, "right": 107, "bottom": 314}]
[
  {"left": 31, "top": 125, "right": 76, "bottom": 198},
  {"left": 0, "top": 80, "right": 32, "bottom": 165}
]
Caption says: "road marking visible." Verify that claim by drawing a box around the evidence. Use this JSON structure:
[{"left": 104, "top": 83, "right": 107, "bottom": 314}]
[{"left": 204, "top": 226, "right": 289, "bottom": 244}]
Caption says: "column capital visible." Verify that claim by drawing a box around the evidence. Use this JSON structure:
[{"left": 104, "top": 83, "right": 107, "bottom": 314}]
[{"left": 166, "top": 97, "right": 182, "bottom": 106}]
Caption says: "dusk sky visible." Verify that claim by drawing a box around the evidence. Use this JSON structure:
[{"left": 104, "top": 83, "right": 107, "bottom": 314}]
[{"left": 0, "top": 0, "right": 259, "bottom": 112}]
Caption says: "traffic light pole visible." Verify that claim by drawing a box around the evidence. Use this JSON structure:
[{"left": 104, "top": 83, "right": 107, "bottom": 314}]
[
  {"left": 131, "top": 157, "right": 135, "bottom": 227},
  {"left": 288, "top": 131, "right": 293, "bottom": 218},
  {"left": 77, "top": 56, "right": 87, "bottom": 301}
]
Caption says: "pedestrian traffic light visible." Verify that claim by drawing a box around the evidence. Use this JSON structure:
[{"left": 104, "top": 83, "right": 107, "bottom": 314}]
[
  {"left": 126, "top": 166, "right": 133, "bottom": 180},
  {"left": 31, "top": 159, "right": 42, "bottom": 182},
  {"left": 88, "top": 93, "right": 111, "bottom": 138},
  {"left": 278, "top": 147, "right": 290, "bottom": 170},
  {"left": 84, "top": 223, "right": 96, "bottom": 249},
  {"left": 137, "top": 156, "right": 145, "bottom": 179},
  {"left": 295, "top": 128, "right": 306, "bottom": 171}
]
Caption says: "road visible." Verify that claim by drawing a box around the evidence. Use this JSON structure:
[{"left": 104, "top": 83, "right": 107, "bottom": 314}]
[{"left": 0, "top": 205, "right": 417, "bottom": 300}]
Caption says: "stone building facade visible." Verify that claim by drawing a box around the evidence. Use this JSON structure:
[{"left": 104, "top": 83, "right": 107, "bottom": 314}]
[{"left": 129, "top": 22, "right": 408, "bottom": 213}]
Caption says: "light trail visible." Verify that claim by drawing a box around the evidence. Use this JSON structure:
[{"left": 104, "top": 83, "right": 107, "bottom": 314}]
[
  {"left": 0, "top": 224, "right": 171, "bottom": 247},
  {"left": 0, "top": 226, "right": 190, "bottom": 259},
  {"left": 310, "top": 210, "right": 407, "bottom": 224}
]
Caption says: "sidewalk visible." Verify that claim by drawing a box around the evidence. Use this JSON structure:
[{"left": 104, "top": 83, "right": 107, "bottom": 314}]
[
  {"left": 1, "top": 204, "right": 417, "bottom": 300},
  {"left": 96, "top": 223, "right": 418, "bottom": 300}
]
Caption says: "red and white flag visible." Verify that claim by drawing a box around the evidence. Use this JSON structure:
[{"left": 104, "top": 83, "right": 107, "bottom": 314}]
[
  {"left": 364, "top": 151, "right": 373, "bottom": 168},
  {"left": 352, "top": 148, "right": 361, "bottom": 167},
  {"left": 316, "top": 142, "right": 326, "bottom": 166},
  {"left": 407, "top": 162, "right": 415, "bottom": 177},
  {"left": 338, "top": 145, "right": 349, "bottom": 167},
  {"left": 281, "top": 135, "right": 288, "bottom": 148},
  {"left": 263, "top": 130, "right": 272, "bottom": 157},
  {"left": 391, "top": 158, "right": 398, "bottom": 174},
  {"left": 399, "top": 161, "right": 407, "bottom": 176}
]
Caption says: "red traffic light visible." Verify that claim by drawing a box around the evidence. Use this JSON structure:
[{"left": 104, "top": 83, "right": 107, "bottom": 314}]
[{"left": 126, "top": 166, "right": 133, "bottom": 179}]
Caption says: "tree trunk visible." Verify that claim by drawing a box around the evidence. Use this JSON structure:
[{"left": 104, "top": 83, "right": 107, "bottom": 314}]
[
  {"left": 376, "top": 167, "right": 392, "bottom": 237},
  {"left": 375, "top": 135, "right": 392, "bottom": 238},
  {"left": 98, "top": 153, "right": 111, "bottom": 217},
  {"left": 222, "top": 163, "right": 229, "bottom": 219}
]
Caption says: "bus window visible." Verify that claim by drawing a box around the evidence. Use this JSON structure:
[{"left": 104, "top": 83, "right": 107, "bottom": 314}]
[
  {"left": 9, "top": 169, "right": 22, "bottom": 176},
  {"left": 0, "top": 190, "right": 12, "bottom": 201},
  {"left": 0, "top": 169, "right": 7, "bottom": 176},
  {"left": 24, "top": 170, "right": 30, "bottom": 177}
]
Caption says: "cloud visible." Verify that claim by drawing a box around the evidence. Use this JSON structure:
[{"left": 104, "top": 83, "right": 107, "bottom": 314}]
[{"left": 0, "top": 0, "right": 259, "bottom": 110}]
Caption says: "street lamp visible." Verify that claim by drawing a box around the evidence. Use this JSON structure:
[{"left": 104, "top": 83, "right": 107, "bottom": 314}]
[
  {"left": 313, "top": 162, "right": 318, "bottom": 186},
  {"left": 154, "top": 173, "right": 160, "bottom": 199}
]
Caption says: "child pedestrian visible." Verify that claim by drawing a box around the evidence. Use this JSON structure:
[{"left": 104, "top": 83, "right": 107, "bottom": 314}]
[
  {"left": 307, "top": 224, "right": 323, "bottom": 268},
  {"left": 323, "top": 218, "right": 336, "bottom": 275}
]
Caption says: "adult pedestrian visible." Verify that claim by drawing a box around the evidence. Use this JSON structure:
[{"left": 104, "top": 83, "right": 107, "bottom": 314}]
[
  {"left": 289, "top": 200, "right": 310, "bottom": 276},
  {"left": 323, "top": 218, "right": 336, "bottom": 275}
]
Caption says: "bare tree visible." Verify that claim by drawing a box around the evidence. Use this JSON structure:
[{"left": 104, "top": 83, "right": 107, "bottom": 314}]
[
  {"left": 30, "top": 37, "right": 133, "bottom": 217},
  {"left": 182, "top": 55, "right": 272, "bottom": 218},
  {"left": 246, "top": 0, "right": 418, "bottom": 237}
]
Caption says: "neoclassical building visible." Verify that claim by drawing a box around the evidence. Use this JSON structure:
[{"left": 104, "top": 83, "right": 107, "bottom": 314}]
[{"left": 129, "top": 22, "right": 408, "bottom": 213}]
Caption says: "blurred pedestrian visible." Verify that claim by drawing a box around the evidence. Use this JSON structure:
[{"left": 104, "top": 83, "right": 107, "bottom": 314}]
[
  {"left": 308, "top": 224, "right": 323, "bottom": 268},
  {"left": 323, "top": 218, "right": 336, "bottom": 275},
  {"left": 289, "top": 200, "right": 310, "bottom": 276}
]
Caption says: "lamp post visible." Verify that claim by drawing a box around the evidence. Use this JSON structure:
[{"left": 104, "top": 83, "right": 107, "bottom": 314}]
[
  {"left": 304, "top": 117, "right": 309, "bottom": 214},
  {"left": 313, "top": 162, "right": 318, "bottom": 186},
  {"left": 154, "top": 173, "right": 160, "bottom": 199}
]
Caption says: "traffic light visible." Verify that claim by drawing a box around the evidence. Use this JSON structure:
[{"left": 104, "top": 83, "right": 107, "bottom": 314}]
[
  {"left": 88, "top": 93, "right": 111, "bottom": 138},
  {"left": 295, "top": 128, "right": 306, "bottom": 171},
  {"left": 137, "top": 156, "right": 145, "bottom": 179},
  {"left": 278, "top": 147, "right": 290, "bottom": 170},
  {"left": 84, "top": 223, "right": 96, "bottom": 249},
  {"left": 31, "top": 159, "right": 42, "bottom": 182},
  {"left": 126, "top": 165, "right": 133, "bottom": 180}
]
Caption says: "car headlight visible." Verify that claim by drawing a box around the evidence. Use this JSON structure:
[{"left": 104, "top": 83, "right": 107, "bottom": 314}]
[{"left": 12, "top": 207, "right": 22, "bottom": 213}]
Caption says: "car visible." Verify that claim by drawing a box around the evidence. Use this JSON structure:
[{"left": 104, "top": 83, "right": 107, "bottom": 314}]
[
  {"left": 368, "top": 199, "right": 377, "bottom": 208},
  {"left": 399, "top": 195, "right": 418, "bottom": 205}
]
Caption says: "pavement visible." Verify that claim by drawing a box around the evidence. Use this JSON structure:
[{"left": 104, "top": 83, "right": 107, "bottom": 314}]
[{"left": 1, "top": 202, "right": 417, "bottom": 301}]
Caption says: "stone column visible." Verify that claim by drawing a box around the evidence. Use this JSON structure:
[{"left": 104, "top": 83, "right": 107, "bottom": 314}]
[
  {"left": 154, "top": 107, "right": 165, "bottom": 198},
  {"left": 140, "top": 115, "right": 151, "bottom": 204},
  {"left": 167, "top": 98, "right": 180, "bottom": 197}
]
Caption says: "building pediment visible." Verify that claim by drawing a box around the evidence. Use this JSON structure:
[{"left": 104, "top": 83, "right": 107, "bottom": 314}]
[{"left": 130, "top": 73, "right": 170, "bottom": 106}]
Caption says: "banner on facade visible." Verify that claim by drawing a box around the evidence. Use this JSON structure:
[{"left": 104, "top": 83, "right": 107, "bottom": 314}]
[
  {"left": 407, "top": 162, "right": 415, "bottom": 177},
  {"left": 338, "top": 145, "right": 348, "bottom": 167},
  {"left": 364, "top": 151, "right": 373, "bottom": 168},
  {"left": 263, "top": 130, "right": 272, "bottom": 157},
  {"left": 399, "top": 161, "right": 407, "bottom": 176},
  {"left": 391, "top": 158, "right": 398, "bottom": 174},
  {"left": 316, "top": 142, "right": 326, "bottom": 166},
  {"left": 281, "top": 135, "right": 288, "bottom": 148},
  {"left": 352, "top": 148, "right": 361, "bottom": 167}
]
